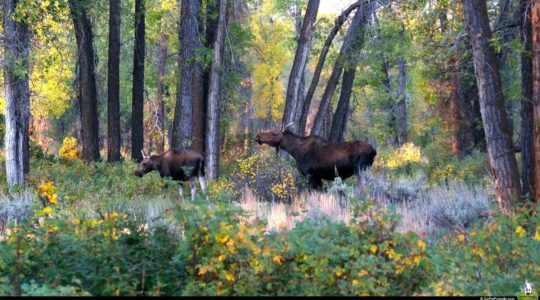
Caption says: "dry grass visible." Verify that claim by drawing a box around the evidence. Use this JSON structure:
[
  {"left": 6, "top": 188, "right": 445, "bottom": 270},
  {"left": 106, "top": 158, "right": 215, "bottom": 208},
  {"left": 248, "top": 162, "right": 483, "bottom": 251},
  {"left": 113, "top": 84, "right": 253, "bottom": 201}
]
[{"left": 238, "top": 171, "right": 494, "bottom": 238}]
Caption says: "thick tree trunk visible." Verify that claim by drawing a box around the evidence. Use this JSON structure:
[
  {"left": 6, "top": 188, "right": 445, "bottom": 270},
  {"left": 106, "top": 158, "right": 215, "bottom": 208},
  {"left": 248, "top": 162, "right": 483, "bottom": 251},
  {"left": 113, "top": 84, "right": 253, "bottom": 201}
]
[
  {"left": 311, "top": 2, "right": 373, "bottom": 138},
  {"left": 396, "top": 57, "right": 407, "bottom": 146},
  {"left": 172, "top": 0, "right": 203, "bottom": 150},
  {"left": 156, "top": 32, "right": 169, "bottom": 153},
  {"left": 282, "top": 0, "right": 319, "bottom": 133},
  {"left": 205, "top": 0, "right": 227, "bottom": 179},
  {"left": 69, "top": 0, "right": 100, "bottom": 162},
  {"left": 107, "top": 0, "right": 121, "bottom": 162},
  {"left": 131, "top": 0, "right": 145, "bottom": 162},
  {"left": 532, "top": 1, "right": 540, "bottom": 203},
  {"left": 3, "top": 0, "right": 30, "bottom": 186},
  {"left": 521, "top": 0, "right": 534, "bottom": 199},
  {"left": 298, "top": 0, "right": 369, "bottom": 135},
  {"left": 452, "top": 59, "right": 478, "bottom": 155},
  {"left": 463, "top": 0, "right": 521, "bottom": 214},
  {"left": 329, "top": 68, "right": 355, "bottom": 143}
]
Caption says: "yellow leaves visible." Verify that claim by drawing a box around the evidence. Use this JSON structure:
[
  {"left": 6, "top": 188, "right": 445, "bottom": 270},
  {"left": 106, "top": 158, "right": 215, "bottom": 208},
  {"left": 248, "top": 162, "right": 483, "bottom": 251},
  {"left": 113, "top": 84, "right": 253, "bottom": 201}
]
[
  {"left": 515, "top": 226, "right": 526, "bottom": 238},
  {"left": 273, "top": 255, "right": 284, "bottom": 264},
  {"left": 369, "top": 245, "right": 378, "bottom": 254},
  {"left": 456, "top": 234, "right": 465, "bottom": 242},
  {"left": 38, "top": 181, "right": 59, "bottom": 207},
  {"left": 385, "top": 248, "right": 395, "bottom": 259},
  {"left": 42, "top": 206, "right": 53, "bottom": 215},
  {"left": 385, "top": 143, "right": 428, "bottom": 169},
  {"left": 358, "top": 269, "right": 368, "bottom": 277},
  {"left": 535, "top": 230, "right": 540, "bottom": 241},
  {"left": 216, "top": 235, "right": 230, "bottom": 244},
  {"left": 59, "top": 137, "right": 81, "bottom": 161},
  {"left": 218, "top": 254, "right": 226, "bottom": 262},
  {"left": 198, "top": 266, "right": 209, "bottom": 275},
  {"left": 417, "top": 239, "right": 427, "bottom": 251},
  {"left": 224, "top": 271, "right": 235, "bottom": 282},
  {"left": 352, "top": 279, "right": 359, "bottom": 286},
  {"left": 106, "top": 212, "right": 118, "bottom": 221}
]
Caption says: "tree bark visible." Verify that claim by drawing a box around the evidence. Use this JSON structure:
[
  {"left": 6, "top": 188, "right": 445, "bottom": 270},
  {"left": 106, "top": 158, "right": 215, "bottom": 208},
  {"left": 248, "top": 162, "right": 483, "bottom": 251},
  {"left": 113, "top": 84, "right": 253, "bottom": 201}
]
[
  {"left": 395, "top": 57, "right": 407, "bottom": 146},
  {"left": 282, "top": 0, "right": 319, "bottom": 134},
  {"left": 521, "top": 0, "right": 534, "bottom": 199},
  {"left": 3, "top": 0, "right": 30, "bottom": 186},
  {"left": 107, "top": 0, "right": 121, "bottom": 162},
  {"left": 463, "top": 0, "right": 521, "bottom": 214},
  {"left": 172, "top": 0, "right": 203, "bottom": 150},
  {"left": 298, "top": 0, "right": 370, "bottom": 135},
  {"left": 329, "top": 68, "right": 355, "bottom": 143},
  {"left": 156, "top": 31, "right": 169, "bottom": 153},
  {"left": 69, "top": 0, "right": 100, "bottom": 162},
  {"left": 311, "top": 2, "right": 373, "bottom": 138},
  {"left": 205, "top": 0, "right": 227, "bottom": 179},
  {"left": 532, "top": 1, "right": 540, "bottom": 203},
  {"left": 131, "top": 0, "right": 145, "bottom": 162}
]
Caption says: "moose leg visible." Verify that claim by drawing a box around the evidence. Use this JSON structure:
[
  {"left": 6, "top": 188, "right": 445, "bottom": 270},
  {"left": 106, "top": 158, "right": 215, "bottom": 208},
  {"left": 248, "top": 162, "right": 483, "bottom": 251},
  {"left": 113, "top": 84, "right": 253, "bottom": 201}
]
[
  {"left": 189, "top": 177, "right": 197, "bottom": 201},
  {"left": 308, "top": 176, "right": 323, "bottom": 192},
  {"left": 178, "top": 183, "right": 185, "bottom": 201},
  {"left": 198, "top": 175, "right": 208, "bottom": 200}
]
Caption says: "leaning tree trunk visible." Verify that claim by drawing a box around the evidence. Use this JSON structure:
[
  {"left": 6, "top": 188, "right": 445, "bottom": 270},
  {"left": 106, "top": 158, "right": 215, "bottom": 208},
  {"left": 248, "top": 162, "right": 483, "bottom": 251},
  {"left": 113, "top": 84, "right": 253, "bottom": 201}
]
[
  {"left": 311, "top": 2, "right": 373, "bottom": 138},
  {"left": 463, "top": 0, "right": 521, "bottom": 214},
  {"left": 328, "top": 68, "right": 355, "bottom": 143},
  {"left": 521, "top": 0, "right": 534, "bottom": 199},
  {"left": 132, "top": 0, "right": 145, "bottom": 162},
  {"left": 107, "top": 0, "right": 121, "bottom": 162},
  {"left": 3, "top": 0, "right": 30, "bottom": 187},
  {"left": 298, "top": 0, "right": 369, "bottom": 135},
  {"left": 172, "top": 0, "right": 203, "bottom": 150},
  {"left": 69, "top": 0, "right": 100, "bottom": 162},
  {"left": 205, "top": 0, "right": 227, "bottom": 179},
  {"left": 282, "top": 0, "right": 319, "bottom": 134},
  {"left": 532, "top": 1, "right": 540, "bottom": 203},
  {"left": 156, "top": 31, "right": 169, "bottom": 153}
]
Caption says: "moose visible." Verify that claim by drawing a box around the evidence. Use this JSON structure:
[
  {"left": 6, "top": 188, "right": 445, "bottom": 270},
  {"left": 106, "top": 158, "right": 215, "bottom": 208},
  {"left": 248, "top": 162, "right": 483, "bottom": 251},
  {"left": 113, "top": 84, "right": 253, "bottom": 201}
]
[
  {"left": 135, "top": 149, "right": 207, "bottom": 200},
  {"left": 255, "top": 125, "right": 376, "bottom": 190}
]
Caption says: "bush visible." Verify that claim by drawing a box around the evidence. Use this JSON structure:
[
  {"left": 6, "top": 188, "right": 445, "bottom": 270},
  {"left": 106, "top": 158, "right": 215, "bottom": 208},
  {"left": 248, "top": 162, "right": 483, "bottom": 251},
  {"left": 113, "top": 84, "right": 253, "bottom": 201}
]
[{"left": 231, "top": 150, "right": 307, "bottom": 202}]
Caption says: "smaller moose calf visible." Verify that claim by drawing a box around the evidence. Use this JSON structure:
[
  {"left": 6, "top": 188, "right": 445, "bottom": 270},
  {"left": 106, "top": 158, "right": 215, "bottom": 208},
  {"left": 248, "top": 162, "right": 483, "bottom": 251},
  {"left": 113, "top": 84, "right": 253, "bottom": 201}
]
[{"left": 135, "top": 149, "right": 207, "bottom": 201}]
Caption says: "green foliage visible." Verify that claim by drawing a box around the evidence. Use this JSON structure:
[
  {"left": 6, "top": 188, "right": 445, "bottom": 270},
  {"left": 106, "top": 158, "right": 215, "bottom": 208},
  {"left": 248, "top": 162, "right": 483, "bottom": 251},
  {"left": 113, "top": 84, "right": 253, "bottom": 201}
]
[
  {"left": 0, "top": 158, "right": 537, "bottom": 296},
  {"left": 426, "top": 206, "right": 540, "bottom": 296}
]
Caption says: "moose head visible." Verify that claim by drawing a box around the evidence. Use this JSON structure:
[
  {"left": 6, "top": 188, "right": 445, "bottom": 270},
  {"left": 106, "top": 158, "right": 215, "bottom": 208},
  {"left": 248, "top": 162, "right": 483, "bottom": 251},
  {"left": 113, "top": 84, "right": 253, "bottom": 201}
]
[
  {"left": 255, "top": 122, "right": 295, "bottom": 147},
  {"left": 134, "top": 150, "right": 156, "bottom": 177}
]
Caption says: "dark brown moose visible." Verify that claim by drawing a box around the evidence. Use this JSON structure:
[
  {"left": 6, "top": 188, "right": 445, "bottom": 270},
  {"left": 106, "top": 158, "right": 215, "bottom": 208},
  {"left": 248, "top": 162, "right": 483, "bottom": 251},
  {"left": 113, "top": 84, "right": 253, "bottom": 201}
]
[
  {"left": 255, "top": 126, "right": 376, "bottom": 190},
  {"left": 135, "top": 149, "right": 207, "bottom": 200}
]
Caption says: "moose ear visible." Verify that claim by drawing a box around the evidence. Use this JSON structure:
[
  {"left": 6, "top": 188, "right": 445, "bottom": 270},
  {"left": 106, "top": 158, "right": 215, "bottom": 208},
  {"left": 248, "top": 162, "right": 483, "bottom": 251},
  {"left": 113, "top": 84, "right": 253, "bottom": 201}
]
[{"left": 141, "top": 149, "right": 149, "bottom": 159}]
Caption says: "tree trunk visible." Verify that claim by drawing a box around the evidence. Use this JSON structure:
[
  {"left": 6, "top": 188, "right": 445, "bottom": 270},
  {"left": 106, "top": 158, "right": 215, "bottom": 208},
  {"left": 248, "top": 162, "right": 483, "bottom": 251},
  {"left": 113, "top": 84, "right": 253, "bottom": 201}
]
[
  {"left": 311, "top": 2, "right": 373, "bottom": 138},
  {"left": 131, "top": 0, "right": 145, "bottom": 162},
  {"left": 463, "top": 0, "right": 521, "bottom": 214},
  {"left": 395, "top": 57, "right": 407, "bottom": 146},
  {"left": 69, "top": 0, "right": 100, "bottom": 162},
  {"left": 107, "top": 0, "right": 121, "bottom": 162},
  {"left": 3, "top": 0, "right": 30, "bottom": 186},
  {"left": 298, "top": 0, "right": 369, "bottom": 135},
  {"left": 205, "top": 0, "right": 227, "bottom": 179},
  {"left": 532, "top": 1, "right": 540, "bottom": 203},
  {"left": 329, "top": 68, "right": 355, "bottom": 143},
  {"left": 282, "top": 0, "right": 319, "bottom": 133},
  {"left": 156, "top": 31, "right": 169, "bottom": 153},
  {"left": 521, "top": 0, "right": 534, "bottom": 199},
  {"left": 172, "top": 0, "right": 203, "bottom": 150}
]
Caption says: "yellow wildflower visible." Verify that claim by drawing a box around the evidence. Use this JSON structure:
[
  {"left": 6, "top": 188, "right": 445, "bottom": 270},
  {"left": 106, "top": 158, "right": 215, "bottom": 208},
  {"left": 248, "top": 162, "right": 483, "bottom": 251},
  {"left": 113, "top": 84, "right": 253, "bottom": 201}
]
[
  {"left": 535, "top": 230, "right": 540, "bottom": 241},
  {"left": 369, "top": 245, "right": 377, "bottom": 254},
  {"left": 42, "top": 206, "right": 53, "bottom": 215}
]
